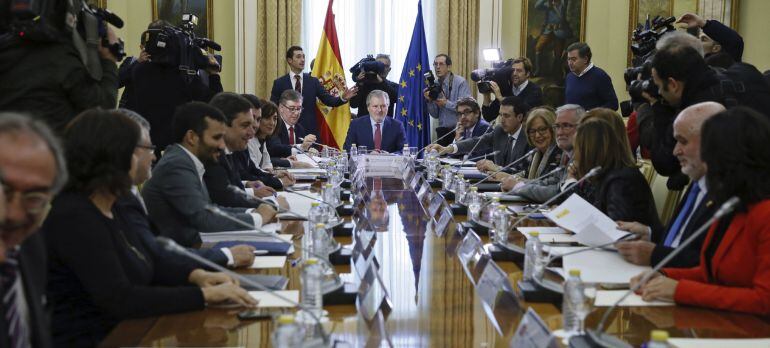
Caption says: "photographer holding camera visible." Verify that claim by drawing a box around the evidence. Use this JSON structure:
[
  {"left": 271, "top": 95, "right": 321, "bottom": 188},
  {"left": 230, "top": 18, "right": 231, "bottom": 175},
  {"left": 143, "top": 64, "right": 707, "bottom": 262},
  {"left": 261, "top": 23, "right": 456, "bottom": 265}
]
[
  {"left": 480, "top": 57, "right": 543, "bottom": 121},
  {"left": 349, "top": 54, "right": 398, "bottom": 116},
  {"left": 0, "top": 0, "right": 123, "bottom": 133},
  {"left": 423, "top": 54, "right": 471, "bottom": 146}
]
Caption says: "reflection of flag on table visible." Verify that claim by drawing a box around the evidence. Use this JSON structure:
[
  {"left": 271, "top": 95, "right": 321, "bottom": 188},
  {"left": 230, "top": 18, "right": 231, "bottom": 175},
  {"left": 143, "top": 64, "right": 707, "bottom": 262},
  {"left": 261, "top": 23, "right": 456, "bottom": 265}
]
[
  {"left": 394, "top": 0, "right": 431, "bottom": 151},
  {"left": 311, "top": 0, "right": 351, "bottom": 148}
]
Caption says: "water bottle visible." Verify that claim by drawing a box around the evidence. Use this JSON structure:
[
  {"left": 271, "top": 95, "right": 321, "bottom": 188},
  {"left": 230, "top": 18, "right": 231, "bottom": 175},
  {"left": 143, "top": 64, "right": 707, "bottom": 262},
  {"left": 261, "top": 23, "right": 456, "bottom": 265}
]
[
  {"left": 272, "top": 314, "right": 302, "bottom": 348},
  {"left": 426, "top": 149, "right": 439, "bottom": 181},
  {"left": 523, "top": 231, "right": 542, "bottom": 281},
  {"left": 562, "top": 269, "right": 585, "bottom": 335},
  {"left": 403, "top": 144, "right": 410, "bottom": 157},
  {"left": 321, "top": 145, "right": 329, "bottom": 158},
  {"left": 493, "top": 205, "right": 509, "bottom": 245},
  {"left": 301, "top": 258, "right": 324, "bottom": 317},
  {"left": 323, "top": 183, "right": 339, "bottom": 221},
  {"left": 326, "top": 160, "right": 336, "bottom": 177},
  {"left": 350, "top": 144, "right": 358, "bottom": 160},
  {"left": 644, "top": 330, "right": 672, "bottom": 348},
  {"left": 338, "top": 151, "right": 348, "bottom": 173},
  {"left": 467, "top": 186, "right": 482, "bottom": 220},
  {"left": 312, "top": 223, "right": 330, "bottom": 262},
  {"left": 441, "top": 165, "right": 453, "bottom": 191},
  {"left": 454, "top": 174, "right": 467, "bottom": 202},
  {"left": 308, "top": 202, "right": 325, "bottom": 225}
]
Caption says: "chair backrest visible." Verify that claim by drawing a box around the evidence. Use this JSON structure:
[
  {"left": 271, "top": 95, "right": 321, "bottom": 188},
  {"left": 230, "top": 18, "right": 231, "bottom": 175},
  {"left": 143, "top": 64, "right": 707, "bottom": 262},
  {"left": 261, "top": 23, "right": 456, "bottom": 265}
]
[{"left": 648, "top": 170, "right": 685, "bottom": 225}]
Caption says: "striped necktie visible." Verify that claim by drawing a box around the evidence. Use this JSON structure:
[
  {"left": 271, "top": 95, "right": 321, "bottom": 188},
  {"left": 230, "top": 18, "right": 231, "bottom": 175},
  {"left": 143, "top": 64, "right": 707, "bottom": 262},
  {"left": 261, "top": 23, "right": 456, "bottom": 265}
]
[{"left": 2, "top": 251, "right": 29, "bottom": 348}]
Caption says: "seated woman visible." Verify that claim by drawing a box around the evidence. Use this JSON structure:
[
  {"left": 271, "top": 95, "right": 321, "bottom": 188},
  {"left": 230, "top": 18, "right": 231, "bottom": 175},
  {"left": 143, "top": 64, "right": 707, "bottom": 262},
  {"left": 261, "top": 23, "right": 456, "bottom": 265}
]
[
  {"left": 42, "top": 109, "right": 256, "bottom": 346},
  {"left": 498, "top": 107, "right": 562, "bottom": 191},
  {"left": 633, "top": 107, "right": 770, "bottom": 316},
  {"left": 571, "top": 115, "right": 663, "bottom": 231}
]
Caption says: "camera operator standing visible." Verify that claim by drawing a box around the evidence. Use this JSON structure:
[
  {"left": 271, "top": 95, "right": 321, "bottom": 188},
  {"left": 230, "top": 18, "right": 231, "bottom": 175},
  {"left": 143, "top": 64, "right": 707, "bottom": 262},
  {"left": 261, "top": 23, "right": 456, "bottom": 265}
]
[
  {"left": 349, "top": 54, "right": 398, "bottom": 116},
  {"left": 481, "top": 57, "right": 543, "bottom": 121},
  {"left": 424, "top": 54, "right": 471, "bottom": 146}
]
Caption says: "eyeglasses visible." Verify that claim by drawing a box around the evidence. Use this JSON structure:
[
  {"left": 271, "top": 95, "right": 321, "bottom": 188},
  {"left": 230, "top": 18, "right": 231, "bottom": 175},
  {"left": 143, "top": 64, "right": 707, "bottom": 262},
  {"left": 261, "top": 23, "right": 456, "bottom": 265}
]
[
  {"left": 552, "top": 123, "right": 576, "bottom": 131},
  {"left": 3, "top": 186, "right": 52, "bottom": 215},
  {"left": 281, "top": 104, "right": 303, "bottom": 113},
  {"left": 527, "top": 126, "right": 550, "bottom": 136},
  {"left": 457, "top": 109, "right": 476, "bottom": 116},
  {"left": 136, "top": 143, "right": 157, "bottom": 151}
]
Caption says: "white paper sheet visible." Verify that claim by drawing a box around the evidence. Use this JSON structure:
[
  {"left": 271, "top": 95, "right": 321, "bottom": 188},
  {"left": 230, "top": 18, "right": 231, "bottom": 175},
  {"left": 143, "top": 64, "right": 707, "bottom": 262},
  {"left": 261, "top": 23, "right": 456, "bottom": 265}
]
[
  {"left": 563, "top": 249, "right": 651, "bottom": 284},
  {"left": 594, "top": 290, "right": 673, "bottom": 307},
  {"left": 276, "top": 191, "right": 321, "bottom": 219},
  {"left": 294, "top": 153, "right": 321, "bottom": 167},
  {"left": 667, "top": 338, "right": 770, "bottom": 348},
  {"left": 249, "top": 290, "right": 299, "bottom": 307},
  {"left": 439, "top": 157, "right": 476, "bottom": 166},
  {"left": 543, "top": 194, "right": 630, "bottom": 247},
  {"left": 483, "top": 192, "right": 529, "bottom": 202},
  {"left": 532, "top": 234, "right": 578, "bottom": 244},
  {"left": 518, "top": 227, "right": 568, "bottom": 235},
  {"left": 250, "top": 256, "right": 287, "bottom": 269},
  {"left": 286, "top": 168, "right": 326, "bottom": 175}
]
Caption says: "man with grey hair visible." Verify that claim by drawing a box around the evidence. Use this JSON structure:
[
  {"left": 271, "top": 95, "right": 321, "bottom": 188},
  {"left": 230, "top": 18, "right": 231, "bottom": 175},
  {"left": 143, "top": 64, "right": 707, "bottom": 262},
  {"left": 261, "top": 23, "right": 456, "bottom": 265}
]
[
  {"left": 343, "top": 90, "right": 406, "bottom": 153},
  {"left": 615, "top": 102, "right": 724, "bottom": 268},
  {"left": 0, "top": 112, "right": 64, "bottom": 348},
  {"left": 502, "top": 104, "right": 584, "bottom": 203}
]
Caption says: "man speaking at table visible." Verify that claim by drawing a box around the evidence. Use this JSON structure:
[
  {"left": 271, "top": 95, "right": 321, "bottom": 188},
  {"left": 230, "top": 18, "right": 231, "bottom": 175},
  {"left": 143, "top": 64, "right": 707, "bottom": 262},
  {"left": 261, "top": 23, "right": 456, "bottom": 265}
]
[{"left": 343, "top": 90, "right": 406, "bottom": 153}]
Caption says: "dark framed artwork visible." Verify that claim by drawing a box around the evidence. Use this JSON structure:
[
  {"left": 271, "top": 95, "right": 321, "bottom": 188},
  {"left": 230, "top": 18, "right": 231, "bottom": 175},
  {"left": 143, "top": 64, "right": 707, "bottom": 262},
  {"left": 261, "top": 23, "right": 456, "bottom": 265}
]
[
  {"left": 520, "top": 0, "right": 587, "bottom": 90},
  {"left": 628, "top": 0, "right": 674, "bottom": 65},
  {"left": 151, "top": 0, "right": 213, "bottom": 39}
]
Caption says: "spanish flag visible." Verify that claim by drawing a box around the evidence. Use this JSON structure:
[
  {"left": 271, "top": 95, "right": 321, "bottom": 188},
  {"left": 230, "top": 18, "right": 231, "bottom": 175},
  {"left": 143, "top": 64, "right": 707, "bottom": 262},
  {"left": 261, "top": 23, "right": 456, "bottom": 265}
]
[{"left": 311, "top": 0, "right": 350, "bottom": 148}]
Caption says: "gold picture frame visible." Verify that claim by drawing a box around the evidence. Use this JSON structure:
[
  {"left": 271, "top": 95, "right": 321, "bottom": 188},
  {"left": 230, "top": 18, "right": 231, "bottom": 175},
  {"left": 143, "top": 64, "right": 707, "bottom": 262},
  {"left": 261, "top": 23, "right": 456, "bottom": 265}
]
[
  {"left": 151, "top": 0, "right": 213, "bottom": 39},
  {"left": 627, "top": 0, "right": 674, "bottom": 66},
  {"left": 697, "top": 0, "right": 740, "bottom": 30}
]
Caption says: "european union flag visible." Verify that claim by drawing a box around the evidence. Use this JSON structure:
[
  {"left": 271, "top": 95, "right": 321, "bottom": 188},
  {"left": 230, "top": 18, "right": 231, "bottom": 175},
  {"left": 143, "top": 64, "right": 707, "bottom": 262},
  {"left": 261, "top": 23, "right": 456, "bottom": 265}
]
[{"left": 394, "top": 0, "right": 431, "bottom": 152}]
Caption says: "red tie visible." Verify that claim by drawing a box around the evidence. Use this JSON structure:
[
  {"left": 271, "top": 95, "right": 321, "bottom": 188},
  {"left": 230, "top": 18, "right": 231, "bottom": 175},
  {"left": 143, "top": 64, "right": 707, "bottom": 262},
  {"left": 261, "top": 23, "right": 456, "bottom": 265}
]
[
  {"left": 294, "top": 75, "right": 302, "bottom": 93},
  {"left": 289, "top": 126, "right": 295, "bottom": 145},
  {"left": 374, "top": 123, "right": 382, "bottom": 151}
]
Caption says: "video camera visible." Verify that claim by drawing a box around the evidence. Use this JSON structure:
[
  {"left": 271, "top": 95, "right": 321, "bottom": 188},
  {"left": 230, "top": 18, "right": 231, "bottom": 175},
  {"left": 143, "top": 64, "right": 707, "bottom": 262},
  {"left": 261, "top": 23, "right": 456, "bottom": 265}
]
[
  {"left": 141, "top": 13, "right": 221, "bottom": 76},
  {"left": 470, "top": 59, "right": 514, "bottom": 94},
  {"left": 350, "top": 55, "right": 385, "bottom": 84},
  {"left": 423, "top": 70, "right": 442, "bottom": 100},
  {"left": 623, "top": 15, "right": 676, "bottom": 104}
]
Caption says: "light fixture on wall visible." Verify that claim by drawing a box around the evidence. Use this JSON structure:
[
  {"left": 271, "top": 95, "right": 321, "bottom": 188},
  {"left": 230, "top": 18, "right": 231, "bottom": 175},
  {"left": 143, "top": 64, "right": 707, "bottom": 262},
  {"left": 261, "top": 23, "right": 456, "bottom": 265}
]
[{"left": 482, "top": 48, "right": 501, "bottom": 62}]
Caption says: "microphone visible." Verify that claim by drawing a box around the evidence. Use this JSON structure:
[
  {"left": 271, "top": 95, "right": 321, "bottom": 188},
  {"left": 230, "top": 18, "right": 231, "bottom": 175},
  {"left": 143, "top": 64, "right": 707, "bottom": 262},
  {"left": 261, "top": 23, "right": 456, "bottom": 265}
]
[
  {"left": 471, "top": 148, "right": 538, "bottom": 187},
  {"left": 226, "top": 185, "right": 306, "bottom": 220},
  {"left": 293, "top": 147, "right": 321, "bottom": 167},
  {"left": 156, "top": 236, "right": 331, "bottom": 345},
  {"left": 283, "top": 187, "right": 343, "bottom": 223},
  {"left": 581, "top": 196, "right": 741, "bottom": 348},
  {"left": 457, "top": 119, "right": 498, "bottom": 167},
  {"left": 503, "top": 166, "right": 564, "bottom": 195},
  {"left": 461, "top": 150, "right": 501, "bottom": 164},
  {"left": 416, "top": 125, "right": 459, "bottom": 156}
]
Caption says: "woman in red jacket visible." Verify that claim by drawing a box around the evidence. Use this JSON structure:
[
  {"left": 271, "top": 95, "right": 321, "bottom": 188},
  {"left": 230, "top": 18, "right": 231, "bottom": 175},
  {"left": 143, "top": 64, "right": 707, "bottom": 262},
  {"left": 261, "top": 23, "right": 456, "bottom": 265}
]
[{"left": 631, "top": 106, "right": 770, "bottom": 316}]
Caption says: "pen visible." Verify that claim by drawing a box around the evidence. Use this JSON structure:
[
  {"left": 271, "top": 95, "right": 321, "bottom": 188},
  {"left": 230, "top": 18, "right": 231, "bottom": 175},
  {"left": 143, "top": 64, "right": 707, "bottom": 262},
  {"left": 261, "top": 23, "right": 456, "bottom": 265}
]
[{"left": 253, "top": 250, "right": 269, "bottom": 255}]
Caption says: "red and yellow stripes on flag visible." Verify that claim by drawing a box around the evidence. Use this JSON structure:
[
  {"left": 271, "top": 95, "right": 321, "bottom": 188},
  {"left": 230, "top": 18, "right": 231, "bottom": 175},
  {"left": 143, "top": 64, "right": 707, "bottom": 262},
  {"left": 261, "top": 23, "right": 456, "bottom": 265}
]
[{"left": 311, "top": 0, "right": 350, "bottom": 149}]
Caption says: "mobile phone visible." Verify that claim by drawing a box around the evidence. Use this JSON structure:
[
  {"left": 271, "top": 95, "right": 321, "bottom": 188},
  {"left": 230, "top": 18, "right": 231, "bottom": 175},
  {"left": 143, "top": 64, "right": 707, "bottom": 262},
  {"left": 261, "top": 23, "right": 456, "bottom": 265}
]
[{"left": 237, "top": 309, "right": 272, "bottom": 320}]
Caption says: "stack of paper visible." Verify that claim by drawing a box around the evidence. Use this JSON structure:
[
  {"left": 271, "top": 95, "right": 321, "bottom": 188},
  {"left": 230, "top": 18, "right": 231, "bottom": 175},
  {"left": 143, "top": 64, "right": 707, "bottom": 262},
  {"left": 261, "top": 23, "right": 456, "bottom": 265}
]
[
  {"left": 249, "top": 290, "right": 299, "bottom": 307},
  {"left": 251, "top": 256, "right": 287, "bottom": 269},
  {"left": 439, "top": 157, "right": 476, "bottom": 166},
  {"left": 277, "top": 190, "right": 321, "bottom": 219},
  {"left": 667, "top": 338, "right": 770, "bottom": 348},
  {"left": 543, "top": 194, "right": 631, "bottom": 247},
  {"left": 594, "top": 290, "right": 673, "bottom": 307},
  {"left": 563, "top": 249, "right": 651, "bottom": 284}
]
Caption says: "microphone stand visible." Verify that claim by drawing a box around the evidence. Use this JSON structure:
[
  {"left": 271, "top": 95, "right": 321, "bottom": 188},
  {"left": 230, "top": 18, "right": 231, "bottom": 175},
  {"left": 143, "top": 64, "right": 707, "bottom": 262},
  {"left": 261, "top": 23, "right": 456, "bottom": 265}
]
[
  {"left": 283, "top": 187, "right": 344, "bottom": 224},
  {"left": 227, "top": 185, "right": 306, "bottom": 220},
  {"left": 457, "top": 119, "right": 498, "bottom": 168},
  {"left": 416, "top": 125, "right": 459, "bottom": 156},
  {"left": 471, "top": 148, "right": 537, "bottom": 187},
  {"left": 460, "top": 150, "right": 501, "bottom": 164}
]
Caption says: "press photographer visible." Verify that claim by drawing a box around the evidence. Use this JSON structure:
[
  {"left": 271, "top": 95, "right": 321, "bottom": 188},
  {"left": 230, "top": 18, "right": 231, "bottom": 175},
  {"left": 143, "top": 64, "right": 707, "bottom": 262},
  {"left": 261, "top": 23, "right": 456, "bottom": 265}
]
[
  {"left": 424, "top": 54, "right": 471, "bottom": 146},
  {"left": 125, "top": 14, "right": 224, "bottom": 155},
  {"left": 349, "top": 54, "right": 397, "bottom": 116},
  {"left": 476, "top": 57, "right": 543, "bottom": 122},
  {"left": 0, "top": 0, "right": 123, "bottom": 133}
]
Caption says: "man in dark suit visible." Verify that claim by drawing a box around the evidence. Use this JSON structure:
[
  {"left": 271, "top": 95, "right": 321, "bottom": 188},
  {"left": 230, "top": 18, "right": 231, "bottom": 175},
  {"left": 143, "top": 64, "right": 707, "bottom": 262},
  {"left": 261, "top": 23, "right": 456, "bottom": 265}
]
[
  {"left": 266, "top": 90, "right": 318, "bottom": 163},
  {"left": 142, "top": 102, "right": 278, "bottom": 249},
  {"left": 450, "top": 97, "right": 491, "bottom": 158},
  {"left": 429, "top": 96, "right": 532, "bottom": 174},
  {"left": 0, "top": 113, "right": 63, "bottom": 348},
  {"left": 616, "top": 102, "right": 725, "bottom": 268},
  {"left": 269, "top": 46, "right": 358, "bottom": 138},
  {"left": 481, "top": 57, "right": 543, "bottom": 121},
  {"left": 343, "top": 90, "right": 406, "bottom": 153}
]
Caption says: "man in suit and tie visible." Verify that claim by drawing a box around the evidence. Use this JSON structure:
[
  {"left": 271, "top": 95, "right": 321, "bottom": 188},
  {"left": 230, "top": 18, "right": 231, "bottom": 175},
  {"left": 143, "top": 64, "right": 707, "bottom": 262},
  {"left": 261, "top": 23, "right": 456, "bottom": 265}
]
[
  {"left": 270, "top": 46, "right": 358, "bottom": 138},
  {"left": 429, "top": 96, "right": 532, "bottom": 174},
  {"left": 481, "top": 57, "right": 543, "bottom": 121},
  {"left": 343, "top": 90, "right": 406, "bottom": 153},
  {"left": 0, "top": 113, "right": 63, "bottom": 348},
  {"left": 266, "top": 90, "right": 318, "bottom": 165},
  {"left": 142, "top": 102, "right": 278, "bottom": 251},
  {"left": 451, "top": 97, "right": 491, "bottom": 159},
  {"left": 615, "top": 102, "right": 725, "bottom": 268}
]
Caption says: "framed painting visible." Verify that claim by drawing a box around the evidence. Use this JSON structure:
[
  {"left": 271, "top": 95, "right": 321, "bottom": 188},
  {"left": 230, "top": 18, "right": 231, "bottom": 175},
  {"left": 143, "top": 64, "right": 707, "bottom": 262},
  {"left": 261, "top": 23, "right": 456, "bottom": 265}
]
[
  {"left": 520, "top": 0, "right": 587, "bottom": 90},
  {"left": 628, "top": 0, "right": 674, "bottom": 65},
  {"left": 698, "top": 0, "right": 740, "bottom": 29},
  {"left": 152, "top": 0, "right": 213, "bottom": 39},
  {"left": 85, "top": 0, "right": 107, "bottom": 8}
]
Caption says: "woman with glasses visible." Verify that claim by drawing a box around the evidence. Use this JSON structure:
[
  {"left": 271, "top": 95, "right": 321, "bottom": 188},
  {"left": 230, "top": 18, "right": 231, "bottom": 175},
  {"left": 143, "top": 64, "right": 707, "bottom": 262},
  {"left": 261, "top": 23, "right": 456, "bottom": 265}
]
[
  {"left": 41, "top": 109, "right": 256, "bottom": 346},
  {"left": 498, "top": 107, "right": 562, "bottom": 191}
]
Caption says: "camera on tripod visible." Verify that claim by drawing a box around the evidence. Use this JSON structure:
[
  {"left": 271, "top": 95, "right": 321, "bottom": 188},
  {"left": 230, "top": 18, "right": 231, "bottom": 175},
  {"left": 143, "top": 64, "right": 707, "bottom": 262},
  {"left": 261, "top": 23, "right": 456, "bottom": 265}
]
[
  {"left": 470, "top": 59, "right": 514, "bottom": 94},
  {"left": 623, "top": 15, "right": 676, "bottom": 104},
  {"left": 350, "top": 55, "right": 385, "bottom": 84},
  {"left": 141, "top": 13, "right": 222, "bottom": 74},
  {"left": 423, "top": 70, "right": 442, "bottom": 100}
]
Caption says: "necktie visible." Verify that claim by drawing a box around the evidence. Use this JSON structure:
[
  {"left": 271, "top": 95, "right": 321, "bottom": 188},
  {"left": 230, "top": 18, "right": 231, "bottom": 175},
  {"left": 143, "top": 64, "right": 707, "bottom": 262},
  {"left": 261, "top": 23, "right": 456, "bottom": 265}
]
[
  {"left": 464, "top": 129, "right": 471, "bottom": 139},
  {"left": 294, "top": 75, "right": 302, "bottom": 93},
  {"left": 224, "top": 153, "right": 234, "bottom": 169},
  {"left": 664, "top": 182, "right": 701, "bottom": 247},
  {"left": 506, "top": 136, "right": 517, "bottom": 164},
  {"left": 289, "top": 126, "right": 295, "bottom": 145},
  {"left": 2, "top": 251, "right": 29, "bottom": 348},
  {"left": 374, "top": 123, "right": 382, "bottom": 151}
]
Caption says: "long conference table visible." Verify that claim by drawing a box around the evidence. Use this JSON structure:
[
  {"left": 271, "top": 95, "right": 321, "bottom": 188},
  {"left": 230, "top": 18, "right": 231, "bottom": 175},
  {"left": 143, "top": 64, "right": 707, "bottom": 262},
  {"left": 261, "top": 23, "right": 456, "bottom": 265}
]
[{"left": 102, "top": 157, "right": 770, "bottom": 347}]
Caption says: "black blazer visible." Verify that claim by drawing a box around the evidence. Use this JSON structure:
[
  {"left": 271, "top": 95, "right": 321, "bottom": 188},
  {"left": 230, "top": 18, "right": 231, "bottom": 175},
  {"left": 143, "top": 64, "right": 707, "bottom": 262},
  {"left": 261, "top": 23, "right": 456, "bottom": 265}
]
[
  {"left": 648, "top": 182, "right": 717, "bottom": 268},
  {"left": 0, "top": 233, "right": 53, "bottom": 348},
  {"left": 232, "top": 148, "right": 283, "bottom": 190},
  {"left": 270, "top": 73, "right": 346, "bottom": 135},
  {"left": 267, "top": 121, "right": 308, "bottom": 159},
  {"left": 481, "top": 80, "right": 543, "bottom": 121},
  {"left": 203, "top": 151, "right": 262, "bottom": 209},
  {"left": 42, "top": 192, "right": 205, "bottom": 347},
  {"left": 589, "top": 167, "right": 664, "bottom": 234}
]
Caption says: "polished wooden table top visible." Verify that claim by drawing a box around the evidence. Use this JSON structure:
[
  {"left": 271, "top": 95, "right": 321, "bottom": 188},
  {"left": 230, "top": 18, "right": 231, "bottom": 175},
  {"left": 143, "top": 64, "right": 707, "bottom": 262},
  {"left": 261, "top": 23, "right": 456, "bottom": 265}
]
[{"left": 102, "top": 177, "right": 770, "bottom": 347}]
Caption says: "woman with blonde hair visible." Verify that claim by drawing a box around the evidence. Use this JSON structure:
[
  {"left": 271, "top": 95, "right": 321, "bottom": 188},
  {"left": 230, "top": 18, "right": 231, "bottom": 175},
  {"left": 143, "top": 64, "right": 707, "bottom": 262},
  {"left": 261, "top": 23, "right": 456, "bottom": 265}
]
[{"left": 500, "top": 107, "right": 562, "bottom": 191}]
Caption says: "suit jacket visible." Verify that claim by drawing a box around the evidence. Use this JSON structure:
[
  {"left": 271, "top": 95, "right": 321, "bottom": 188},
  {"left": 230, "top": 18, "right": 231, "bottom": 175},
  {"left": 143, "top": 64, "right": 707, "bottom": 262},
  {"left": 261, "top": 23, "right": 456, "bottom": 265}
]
[
  {"left": 664, "top": 199, "right": 770, "bottom": 316},
  {"left": 523, "top": 144, "right": 562, "bottom": 179},
  {"left": 203, "top": 151, "right": 262, "bottom": 209},
  {"left": 649, "top": 182, "right": 717, "bottom": 268},
  {"left": 0, "top": 233, "right": 53, "bottom": 348},
  {"left": 267, "top": 122, "right": 308, "bottom": 159},
  {"left": 141, "top": 144, "right": 256, "bottom": 247},
  {"left": 342, "top": 115, "right": 406, "bottom": 153},
  {"left": 270, "top": 73, "right": 346, "bottom": 135},
  {"left": 450, "top": 119, "right": 493, "bottom": 159},
  {"left": 232, "top": 149, "right": 283, "bottom": 190},
  {"left": 454, "top": 125, "right": 531, "bottom": 172},
  {"left": 481, "top": 81, "right": 543, "bottom": 122},
  {"left": 589, "top": 167, "right": 664, "bottom": 233}
]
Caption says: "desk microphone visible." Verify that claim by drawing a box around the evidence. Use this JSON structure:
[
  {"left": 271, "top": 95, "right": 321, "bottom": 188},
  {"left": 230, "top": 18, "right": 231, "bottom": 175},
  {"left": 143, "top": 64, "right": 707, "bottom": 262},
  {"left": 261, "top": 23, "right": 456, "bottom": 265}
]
[
  {"left": 503, "top": 166, "right": 564, "bottom": 195},
  {"left": 416, "top": 125, "right": 459, "bottom": 156},
  {"left": 460, "top": 150, "right": 501, "bottom": 164},
  {"left": 226, "top": 185, "right": 306, "bottom": 220},
  {"left": 576, "top": 196, "right": 741, "bottom": 348},
  {"left": 156, "top": 236, "right": 331, "bottom": 346},
  {"left": 471, "top": 148, "right": 538, "bottom": 187},
  {"left": 457, "top": 119, "right": 498, "bottom": 167}
]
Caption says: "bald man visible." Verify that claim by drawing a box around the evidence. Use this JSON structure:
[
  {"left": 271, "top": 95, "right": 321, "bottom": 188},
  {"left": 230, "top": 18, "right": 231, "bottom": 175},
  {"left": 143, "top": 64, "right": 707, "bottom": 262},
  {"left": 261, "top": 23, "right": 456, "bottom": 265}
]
[{"left": 615, "top": 102, "right": 726, "bottom": 268}]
